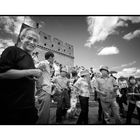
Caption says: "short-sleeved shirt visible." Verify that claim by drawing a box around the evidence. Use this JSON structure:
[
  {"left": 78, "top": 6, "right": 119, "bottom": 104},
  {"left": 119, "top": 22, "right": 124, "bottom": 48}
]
[
  {"left": 94, "top": 76, "right": 118, "bottom": 101},
  {"left": 36, "top": 60, "right": 52, "bottom": 94},
  {"left": 52, "top": 75, "right": 69, "bottom": 92},
  {"left": 74, "top": 77, "right": 91, "bottom": 97},
  {"left": 0, "top": 46, "right": 36, "bottom": 111}
]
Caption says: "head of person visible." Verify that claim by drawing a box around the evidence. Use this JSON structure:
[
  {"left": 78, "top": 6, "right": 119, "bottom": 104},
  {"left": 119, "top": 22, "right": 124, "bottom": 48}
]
[
  {"left": 80, "top": 69, "right": 90, "bottom": 81},
  {"left": 94, "top": 72, "right": 101, "bottom": 78},
  {"left": 45, "top": 51, "right": 54, "bottom": 64},
  {"left": 128, "top": 76, "right": 136, "bottom": 85},
  {"left": 66, "top": 72, "right": 71, "bottom": 79},
  {"left": 90, "top": 67, "right": 94, "bottom": 73},
  {"left": 20, "top": 28, "right": 40, "bottom": 54},
  {"left": 60, "top": 67, "right": 67, "bottom": 77},
  {"left": 71, "top": 70, "right": 78, "bottom": 78},
  {"left": 99, "top": 66, "right": 109, "bottom": 77}
]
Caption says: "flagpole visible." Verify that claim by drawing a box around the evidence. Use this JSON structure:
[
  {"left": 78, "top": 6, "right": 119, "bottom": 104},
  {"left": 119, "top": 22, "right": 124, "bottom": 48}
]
[
  {"left": 16, "top": 16, "right": 26, "bottom": 47},
  {"left": 23, "top": 16, "right": 26, "bottom": 24}
]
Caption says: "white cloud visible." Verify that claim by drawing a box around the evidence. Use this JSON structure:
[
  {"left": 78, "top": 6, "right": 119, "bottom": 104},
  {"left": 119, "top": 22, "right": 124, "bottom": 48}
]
[
  {"left": 123, "top": 29, "right": 140, "bottom": 40},
  {"left": 121, "top": 16, "right": 140, "bottom": 23},
  {"left": 111, "top": 61, "right": 136, "bottom": 69},
  {"left": 0, "top": 48, "right": 5, "bottom": 55},
  {"left": 123, "top": 67, "right": 137, "bottom": 73},
  {"left": 0, "top": 39, "right": 15, "bottom": 48},
  {"left": 97, "top": 46, "right": 119, "bottom": 55},
  {"left": 0, "top": 16, "right": 36, "bottom": 36},
  {"left": 116, "top": 67, "right": 140, "bottom": 78},
  {"left": 85, "top": 16, "right": 140, "bottom": 47},
  {"left": 0, "top": 39, "right": 15, "bottom": 55}
]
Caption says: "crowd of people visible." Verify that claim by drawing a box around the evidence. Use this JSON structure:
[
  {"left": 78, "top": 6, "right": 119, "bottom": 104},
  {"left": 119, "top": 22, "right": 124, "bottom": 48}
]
[{"left": 0, "top": 27, "right": 140, "bottom": 125}]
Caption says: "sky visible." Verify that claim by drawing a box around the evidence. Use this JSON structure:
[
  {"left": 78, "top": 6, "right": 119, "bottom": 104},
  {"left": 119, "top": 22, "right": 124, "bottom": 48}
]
[{"left": 0, "top": 16, "right": 140, "bottom": 78}]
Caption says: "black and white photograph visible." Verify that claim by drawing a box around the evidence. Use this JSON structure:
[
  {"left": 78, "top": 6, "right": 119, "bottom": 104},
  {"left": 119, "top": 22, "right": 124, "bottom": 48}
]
[{"left": 0, "top": 16, "right": 140, "bottom": 125}]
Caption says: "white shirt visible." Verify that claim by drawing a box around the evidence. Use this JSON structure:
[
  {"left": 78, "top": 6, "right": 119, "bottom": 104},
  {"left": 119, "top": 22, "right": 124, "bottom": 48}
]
[
  {"left": 36, "top": 60, "right": 52, "bottom": 94},
  {"left": 74, "top": 77, "right": 92, "bottom": 97}
]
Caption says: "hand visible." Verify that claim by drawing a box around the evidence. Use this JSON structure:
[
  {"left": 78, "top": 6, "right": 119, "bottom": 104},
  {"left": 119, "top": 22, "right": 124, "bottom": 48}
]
[
  {"left": 32, "top": 69, "right": 42, "bottom": 78},
  {"left": 38, "top": 64, "right": 46, "bottom": 71},
  {"left": 99, "top": 91, "right": 107, "bottom": 97},
  {"left": 33, "top": 77, "right": 40, "bottom": 81}
]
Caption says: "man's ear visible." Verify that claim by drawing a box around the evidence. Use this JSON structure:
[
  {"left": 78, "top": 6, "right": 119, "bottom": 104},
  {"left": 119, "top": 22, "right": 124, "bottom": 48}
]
[{"left": 20, "top": 35, "right": 25, "bottom": 42}]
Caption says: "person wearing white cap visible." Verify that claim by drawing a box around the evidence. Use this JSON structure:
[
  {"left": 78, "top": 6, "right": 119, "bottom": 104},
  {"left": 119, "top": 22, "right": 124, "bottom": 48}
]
[
  {"left": 94, "top": 65, "right": 121, "bottom": 124},
  {"left": 74, "top": 69, "right": 93, "bottom": 124}
]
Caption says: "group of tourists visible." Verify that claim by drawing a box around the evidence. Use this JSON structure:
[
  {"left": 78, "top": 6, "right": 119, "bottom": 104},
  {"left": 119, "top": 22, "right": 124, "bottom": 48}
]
[{"left": 0, "top": 27, "right": 140, "bottom": 125}]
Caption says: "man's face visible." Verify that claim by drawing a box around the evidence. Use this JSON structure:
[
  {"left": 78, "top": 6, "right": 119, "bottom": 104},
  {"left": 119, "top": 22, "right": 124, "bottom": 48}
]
[
  {"left": 21, "top": 30, "right": 39, "bottom": 53},
  {"left": 130, "top": 78, "right": 136, "bottom": 84},
  {"left": 101, "top": 69, "right": 108, "bottom": 77},
  {"left": 85, "top": 74, "right": 91, "bottom": 81},
  {"left": 49, "top": 56, "right": 54, "bottom": 64}
]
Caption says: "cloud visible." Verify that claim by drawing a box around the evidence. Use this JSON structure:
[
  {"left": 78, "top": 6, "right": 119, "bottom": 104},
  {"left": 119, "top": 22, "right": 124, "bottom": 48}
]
[
  {"left": 0, "top": 16, "right": 36, "bottom": 36},
  {"left": 121, "top": 16, "right": 140, "bottom": 23},
  {"left": 116, "top": 67, "right": 140, "bottom": 78},
  {"left": 0, "top": 39, "right": 15, "bottom": 55},
  {"left": 111, "top": 61, "right": 136, "bottom": 69},
  {"left": 0, "top": 48, "right": 5, "bottom": 55},
  {"left": 97, "top": 46, "right": 119, "bottom": 55},
  {"left": 85, "top": 16, "right": 140, "bottom": 47},
  {"left": 0, "top": 39, "right": 15, "bottom": 48},
  {"left": 123, "top": 29, "right": 140, "bottom": 40}
]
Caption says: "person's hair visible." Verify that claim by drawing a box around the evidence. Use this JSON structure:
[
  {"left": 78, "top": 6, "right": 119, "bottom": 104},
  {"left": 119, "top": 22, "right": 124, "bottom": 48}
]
[
  {"left": 71, "top": 70, "right": 77, "bottom": 77},
  {"left": 66, "top": 72, "right": 71, "bottom": 79},
  {"left": 20, "top": 27, "right": 40, "bottom": 42},
  {"left": 45, "top": 51, "right": 54, "bottom": 60},
  {"left": 129, "top": 76, "right": 135, "bottom": 81},
  {"left": 128, "top": 76, "right": 136, "bottom": 86}
]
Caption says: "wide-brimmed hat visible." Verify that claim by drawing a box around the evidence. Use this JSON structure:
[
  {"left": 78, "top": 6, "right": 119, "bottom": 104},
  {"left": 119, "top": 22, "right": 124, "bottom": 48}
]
[
  {"left": 80, "top": 69, "right": 90, "bottom": 76},
  {"left": 99, "top": 65, "right": 109, "bottom": 73}
]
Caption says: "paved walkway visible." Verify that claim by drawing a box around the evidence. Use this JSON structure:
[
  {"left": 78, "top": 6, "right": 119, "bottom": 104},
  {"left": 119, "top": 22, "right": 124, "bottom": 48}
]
[{"left": 49, "top": 101, "right": 139, "bottom": 125}]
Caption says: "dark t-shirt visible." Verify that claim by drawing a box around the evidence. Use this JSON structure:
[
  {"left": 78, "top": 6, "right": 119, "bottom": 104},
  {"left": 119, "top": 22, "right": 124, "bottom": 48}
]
[
  {"left": 0, "top": 46, "right": 36, "bottom": 111},
  {"left": 127, "top": 85, "right": 140, "bottom": 102}
]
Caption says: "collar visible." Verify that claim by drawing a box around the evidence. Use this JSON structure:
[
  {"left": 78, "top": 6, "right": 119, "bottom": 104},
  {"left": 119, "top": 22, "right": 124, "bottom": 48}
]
[
  {"left": 45, "top": 60, "right": 50, "bottom": 65},
  {"left": 101, "top": 75, "right": 110, "bottom": 79}
]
